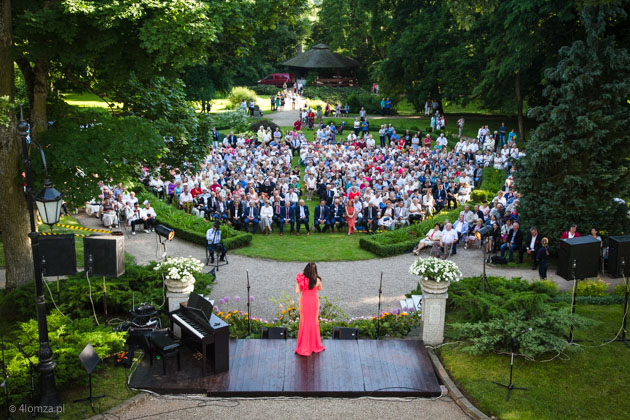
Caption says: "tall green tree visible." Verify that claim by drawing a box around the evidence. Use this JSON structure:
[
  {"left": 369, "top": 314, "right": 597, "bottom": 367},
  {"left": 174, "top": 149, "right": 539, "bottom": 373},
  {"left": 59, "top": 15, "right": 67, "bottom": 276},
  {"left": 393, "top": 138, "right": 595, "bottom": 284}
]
[
  {"left": 0, "top": 0, "right": 34, "bottom": 290},
  {"left": 516, "top": 5, "right": 630, "bottom": 244}
]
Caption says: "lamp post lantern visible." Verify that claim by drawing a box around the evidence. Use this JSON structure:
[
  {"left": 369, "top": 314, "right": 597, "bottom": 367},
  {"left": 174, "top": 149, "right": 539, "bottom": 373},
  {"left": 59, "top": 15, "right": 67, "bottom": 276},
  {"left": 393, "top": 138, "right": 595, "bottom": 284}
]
[{"left": 18, "top": 105, "right": 63, "bottom": 410}]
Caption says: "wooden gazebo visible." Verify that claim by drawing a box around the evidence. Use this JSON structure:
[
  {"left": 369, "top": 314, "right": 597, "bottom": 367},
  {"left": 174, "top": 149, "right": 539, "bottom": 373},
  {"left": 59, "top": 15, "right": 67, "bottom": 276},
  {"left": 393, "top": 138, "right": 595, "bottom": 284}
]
[{"left": 282, "top": 44, "right": 359, "bottom": 86}]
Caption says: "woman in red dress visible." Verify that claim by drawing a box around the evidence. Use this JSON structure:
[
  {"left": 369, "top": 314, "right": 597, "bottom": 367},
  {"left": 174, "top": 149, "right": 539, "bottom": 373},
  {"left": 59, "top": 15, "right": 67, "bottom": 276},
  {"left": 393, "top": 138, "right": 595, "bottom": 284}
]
[
  {"left": 345, "top": 201, "right": 357, "bottom": 235},
  {"left": 295, "top": 263, "right": 325, "bottom": 356}
]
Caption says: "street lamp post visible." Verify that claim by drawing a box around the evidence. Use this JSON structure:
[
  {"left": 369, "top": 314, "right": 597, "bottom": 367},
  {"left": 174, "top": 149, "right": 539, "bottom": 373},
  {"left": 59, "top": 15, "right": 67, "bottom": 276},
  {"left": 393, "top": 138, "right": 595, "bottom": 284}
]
[{"left": 18, "top": 106, "right": 63, "bottom": 410}]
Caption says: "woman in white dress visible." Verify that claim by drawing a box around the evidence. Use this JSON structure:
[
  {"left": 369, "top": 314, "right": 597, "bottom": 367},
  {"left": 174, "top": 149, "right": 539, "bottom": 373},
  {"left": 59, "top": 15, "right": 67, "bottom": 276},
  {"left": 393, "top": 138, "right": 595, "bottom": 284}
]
[
  {"left": 259, "top": 201, "right": 274, "bottom": 235},
  {"left": 413, "top": 223, "right": 442, "bottom": 254},
  {"left": 422, "top": 190, "right": 435, "bottom": 216},
  {"left": 378, "top": 201, "right": 394, "bottom": 230}
]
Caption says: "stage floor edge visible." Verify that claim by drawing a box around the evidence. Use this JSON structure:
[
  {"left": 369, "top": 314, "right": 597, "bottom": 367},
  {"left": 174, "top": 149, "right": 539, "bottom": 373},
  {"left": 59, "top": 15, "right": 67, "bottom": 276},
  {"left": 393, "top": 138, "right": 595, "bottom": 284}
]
[{"left": 129, "top": 339, "right": 442, "bottom": 398}]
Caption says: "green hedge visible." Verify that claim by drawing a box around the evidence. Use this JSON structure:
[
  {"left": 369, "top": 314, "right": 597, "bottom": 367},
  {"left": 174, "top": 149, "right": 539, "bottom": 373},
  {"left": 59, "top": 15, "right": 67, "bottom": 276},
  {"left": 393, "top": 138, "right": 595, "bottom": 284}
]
[
  {"left": 359, "top": 207, "right": 462, "bottom": 257},
  {"left": 553, "top": 295, "right": 625, "bottom": 305},
  {"left": 480, "top": 167, "right": 506, "bottom": 193},
  {"left": 247, "top": 85, "right": 282, "bottom": 96},
  {"left": 141, "top": 192, "right": 252, "bottom": 249}
]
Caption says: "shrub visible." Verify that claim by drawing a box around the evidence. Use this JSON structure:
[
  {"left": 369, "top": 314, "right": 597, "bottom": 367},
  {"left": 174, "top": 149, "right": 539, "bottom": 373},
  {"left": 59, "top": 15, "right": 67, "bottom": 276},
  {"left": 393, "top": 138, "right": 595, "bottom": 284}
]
[
  {"left": 226, "top": 86, "right": 257, "bottom": 109},
  {"left": 470, "top": 190, "right": 489, "bottom": 203},
  {"left": 250, "top": 119, "right": 280, "bottom": 134},
  {"left": 553, "top": 295, "right": 625, "bottom": 305},
  {"left": 3, "top": 314, "right": 126, "bottom": 405},
  {"left": 346, "top": 91, "right": 386, "bottom": 114},
  {"left": 141, "top": 192, "right": 252, "bottom": 249},
  {"left": 576, "top": 279, "right": 609, "bottom": 296},
  {"left": 479, "top": 167, "right": 506, "bottom": 194},
  {"left": 302, "top": 86, "right": 369, "bottom": 106},
  {"left": 247, "top": 85, "right": 281, "bottom": 96},
  {"left": 359, "top": 207, "right": 461, "bottom": 257},
  {"left": 611, "top": 283, "right": 628, "bottom": 295},
  {"left": 205, "top": 110, "right": 251, "bottom": 132}
]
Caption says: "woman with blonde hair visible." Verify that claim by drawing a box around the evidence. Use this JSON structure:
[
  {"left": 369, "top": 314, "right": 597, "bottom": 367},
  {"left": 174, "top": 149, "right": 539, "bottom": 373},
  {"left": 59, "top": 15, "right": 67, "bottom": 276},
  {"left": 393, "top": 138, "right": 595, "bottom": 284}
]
[{"left": 536, "top": 237, "right": 551, "bottom": 279}]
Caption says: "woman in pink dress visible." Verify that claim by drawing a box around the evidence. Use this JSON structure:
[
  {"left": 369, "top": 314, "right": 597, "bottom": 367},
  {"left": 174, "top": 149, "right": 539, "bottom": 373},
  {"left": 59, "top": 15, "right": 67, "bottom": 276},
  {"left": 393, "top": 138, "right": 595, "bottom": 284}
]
[{"left": 295, "top": 263, "right": 325, "bottom": 356}]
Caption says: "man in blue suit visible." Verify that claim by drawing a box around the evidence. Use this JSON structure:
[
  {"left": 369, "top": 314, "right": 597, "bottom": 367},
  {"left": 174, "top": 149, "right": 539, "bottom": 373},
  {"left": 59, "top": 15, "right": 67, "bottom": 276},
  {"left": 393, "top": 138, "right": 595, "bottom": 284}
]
[
  {"left": 328, "top": 197, "right": 345, "bottom": 232},
  {"left": 313, "top": 200, "right": 331, "bottom": 233},
  {"left": 295, "top": 199, "right": 310, "bottom": 235},
  {"left": 434, "top": 183, "right": 447, "bottom": 213},
  {"left": 278, "top": 200, "right": 294, "bottom": 236},
  {"left": 243, "top": 200, "right": 259, "bottom": 234}
]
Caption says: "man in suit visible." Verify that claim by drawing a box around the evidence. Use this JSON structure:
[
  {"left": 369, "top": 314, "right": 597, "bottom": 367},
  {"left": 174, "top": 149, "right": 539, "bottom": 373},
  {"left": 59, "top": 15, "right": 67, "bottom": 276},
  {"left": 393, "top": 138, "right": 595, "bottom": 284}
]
[
  {"left": 500, "top": 222, "right": 523, "bottom": 262},
  {"left": 313, "top": 200, "right": 331, "bottom": 233},
  {"left": 363, "top": 202, "right": 379, "bottom": 234},
  {"left": 229, "top": 198, "right": 245, "bottom": 230},
  {"left": 243, "top": 200, "right": 259, "bottom": 234},
  {"left": 295, "top": 199, "right": 310, "bottom": 236},
  {"left": 272, "top": 199, "right": 284, "bottom": 227},
  {"left": 278, "top": 200, "right": 294, "bottom": 236},
  {"left": 452, "top": 214, "right": 469, "bottom": 255},
  {"left": 434, "top": 184, "right": 447, "bottom": 213},
  {"left": 520, "top": 226, "right": 542, "bottom": 269},
  {"left": 226, "top": 130, "right": 237, "bottom": 147},
  {"left": 329, "top": 197, "right": 345, "bottom": 232},
  {"left": 393, "top": 200, "right": 409, "bottom": 229},
  {"left": 324, "top": 184, "right": 335, "bottom": 207}
]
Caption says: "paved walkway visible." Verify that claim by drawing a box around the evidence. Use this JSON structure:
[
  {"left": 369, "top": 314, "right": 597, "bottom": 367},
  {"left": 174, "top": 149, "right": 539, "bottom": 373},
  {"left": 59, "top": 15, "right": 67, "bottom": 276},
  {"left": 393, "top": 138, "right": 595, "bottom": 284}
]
[
  {"left": 73, "top": 213, "right": 621, "bottom": 321},
  {"left": 104, "top": 394, "right": 469, "bottom": 420}
]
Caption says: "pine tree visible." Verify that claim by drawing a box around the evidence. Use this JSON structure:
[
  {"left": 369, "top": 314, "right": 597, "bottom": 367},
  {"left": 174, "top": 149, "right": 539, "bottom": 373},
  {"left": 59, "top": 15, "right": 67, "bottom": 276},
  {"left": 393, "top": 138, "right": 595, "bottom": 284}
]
[{"left": 517, "top": 5, "right": 630, "bottom": 245}]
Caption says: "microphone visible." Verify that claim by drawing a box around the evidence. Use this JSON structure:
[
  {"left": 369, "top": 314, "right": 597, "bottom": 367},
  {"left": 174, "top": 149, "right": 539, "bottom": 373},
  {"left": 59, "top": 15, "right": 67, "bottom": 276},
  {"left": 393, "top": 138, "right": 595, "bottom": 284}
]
[{"left": 18, "top": 341, "right": 23, "bottom": 353}]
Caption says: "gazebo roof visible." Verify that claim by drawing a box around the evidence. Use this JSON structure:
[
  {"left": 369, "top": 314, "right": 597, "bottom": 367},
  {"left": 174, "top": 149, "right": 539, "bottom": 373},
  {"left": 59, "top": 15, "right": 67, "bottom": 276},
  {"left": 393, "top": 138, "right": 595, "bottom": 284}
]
[{"left": 282, "top": 44, "right": 359, "bottom": 69}]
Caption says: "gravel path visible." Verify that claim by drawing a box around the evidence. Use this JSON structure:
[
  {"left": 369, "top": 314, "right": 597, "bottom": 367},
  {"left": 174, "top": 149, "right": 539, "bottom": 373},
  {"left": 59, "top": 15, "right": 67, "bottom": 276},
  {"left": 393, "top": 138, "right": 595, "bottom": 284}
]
[
  {"left": 73, "top": 213, "right": 618, "bottom": 321},
  {"left": 107, "top": 394, "right": 469, "bottom": 420}
]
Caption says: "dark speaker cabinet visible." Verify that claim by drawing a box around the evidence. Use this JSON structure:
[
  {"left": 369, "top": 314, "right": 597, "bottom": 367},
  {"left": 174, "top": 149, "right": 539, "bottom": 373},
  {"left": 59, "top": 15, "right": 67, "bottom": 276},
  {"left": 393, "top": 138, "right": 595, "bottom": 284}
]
[
  {"left": 332, "top": 327, "right": 359, "bottom": 340},
  {"left": 608, "top": 235, "right": 630, "bottom": 278},
  {"left": 261, "top": 327, "right": 287, "bottom": 339},
  {"left": 557, "top": 236, "right": 600, "bottom": 280},
  {"left": 39, "top": 234, "right": 77, "bottom": 276},
  {"left": 83, "top": 235, "right": 125, "bottom": 278}
]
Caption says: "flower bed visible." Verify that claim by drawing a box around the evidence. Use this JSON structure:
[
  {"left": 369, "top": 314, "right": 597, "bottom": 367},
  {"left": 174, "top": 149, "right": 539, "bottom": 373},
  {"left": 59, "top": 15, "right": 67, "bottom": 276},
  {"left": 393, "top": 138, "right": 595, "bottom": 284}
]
[
  {"left": 212, "top": 294, "right": 420, "bottom": 339},
  {"left": 141, "top": 192, "right": 252, "bottom": 249}
]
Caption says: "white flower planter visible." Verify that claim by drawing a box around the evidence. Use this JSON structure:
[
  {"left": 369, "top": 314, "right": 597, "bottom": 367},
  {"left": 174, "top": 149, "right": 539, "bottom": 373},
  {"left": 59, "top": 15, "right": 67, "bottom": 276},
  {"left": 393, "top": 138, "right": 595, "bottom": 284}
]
[
  {"left": 165, "top": 278, "right": 195, "bottom": 294},
  {"left": 420, "top": 278, "right": 450, "bottom": 294}
]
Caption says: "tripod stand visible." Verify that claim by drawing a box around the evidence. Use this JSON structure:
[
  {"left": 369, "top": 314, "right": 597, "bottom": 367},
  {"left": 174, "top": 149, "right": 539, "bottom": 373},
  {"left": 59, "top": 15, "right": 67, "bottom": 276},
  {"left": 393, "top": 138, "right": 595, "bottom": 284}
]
[
  {"left": 492, "top": 329, "right": 530, "bottom": 401},
  {"left": 480, "top": 237, "right": 489, "bottom": 292},
  {"left": 607, "top": 259, "right": 629, "bottom": 348}
]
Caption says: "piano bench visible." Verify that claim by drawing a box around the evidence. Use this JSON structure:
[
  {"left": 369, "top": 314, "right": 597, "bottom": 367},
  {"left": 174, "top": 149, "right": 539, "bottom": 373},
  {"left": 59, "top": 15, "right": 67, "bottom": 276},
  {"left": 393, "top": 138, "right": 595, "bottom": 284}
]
[{"left": 146, "top": 331, "right": 181, "bottom": 375}]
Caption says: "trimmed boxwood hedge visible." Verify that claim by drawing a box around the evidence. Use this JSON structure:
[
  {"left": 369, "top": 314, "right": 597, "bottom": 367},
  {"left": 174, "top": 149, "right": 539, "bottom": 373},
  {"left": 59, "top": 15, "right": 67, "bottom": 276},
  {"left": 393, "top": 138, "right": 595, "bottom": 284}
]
[
  {"left": 359, "top": 207, "right": 462, "bottom": 257},
  {"left": 140, "top": 193, "right": 252, "bottom": 249}
]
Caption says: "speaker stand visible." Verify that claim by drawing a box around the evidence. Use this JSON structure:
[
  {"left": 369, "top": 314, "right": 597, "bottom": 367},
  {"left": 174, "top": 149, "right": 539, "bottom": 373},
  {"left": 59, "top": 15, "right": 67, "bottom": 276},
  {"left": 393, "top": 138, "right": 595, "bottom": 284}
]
[
  {"left": 606, "top": 270, "right": 629, "bottom": 348},
  {"left": 479, "top": 238, "right": 490, "bottom": 292},
  {"left": 377, "top": 272, "right": 383, "bottom": 339},
  {"left": 102, "top": 276, "right": 108, "bottom": 321},
  {"left": 246, "top": 270, "right": 251, "bottom": 337}
]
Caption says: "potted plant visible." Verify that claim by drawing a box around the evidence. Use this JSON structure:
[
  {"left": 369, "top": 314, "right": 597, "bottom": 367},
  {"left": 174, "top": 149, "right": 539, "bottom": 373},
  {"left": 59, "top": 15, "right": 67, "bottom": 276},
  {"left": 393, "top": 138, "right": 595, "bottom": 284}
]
[
  {"left": 154, "top": 256, "right": 204, "bottom": 294},
  {"left": 409, "top": 256, "right": 462, "bottom": 294}
]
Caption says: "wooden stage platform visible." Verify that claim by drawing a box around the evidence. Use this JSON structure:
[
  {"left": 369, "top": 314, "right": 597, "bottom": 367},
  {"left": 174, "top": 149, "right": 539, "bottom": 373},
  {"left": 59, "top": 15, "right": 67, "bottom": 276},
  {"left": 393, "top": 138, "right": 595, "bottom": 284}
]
[{"left": 130, "top": 339, "right": 442, "bottom": 397}]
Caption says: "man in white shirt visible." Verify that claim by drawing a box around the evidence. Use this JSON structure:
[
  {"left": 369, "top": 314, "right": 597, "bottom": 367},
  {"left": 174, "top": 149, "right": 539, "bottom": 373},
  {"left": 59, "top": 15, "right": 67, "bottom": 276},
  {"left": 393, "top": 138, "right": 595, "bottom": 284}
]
[
  {"left": 440, "top": 223, "right": 458, "bottom": 259},
  {"left": 179, "top": 185, "right": 194, "bottom": 213},
  {"left": 206, "top": 221, "right": 226, "bottom": 263}
]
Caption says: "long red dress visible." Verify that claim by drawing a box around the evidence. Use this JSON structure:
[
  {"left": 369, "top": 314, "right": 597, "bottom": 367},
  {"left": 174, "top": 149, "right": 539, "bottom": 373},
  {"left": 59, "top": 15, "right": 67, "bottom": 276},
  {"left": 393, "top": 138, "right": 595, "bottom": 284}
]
[{"left": 295, "top": 273, "right": 325, "bottom": 356}]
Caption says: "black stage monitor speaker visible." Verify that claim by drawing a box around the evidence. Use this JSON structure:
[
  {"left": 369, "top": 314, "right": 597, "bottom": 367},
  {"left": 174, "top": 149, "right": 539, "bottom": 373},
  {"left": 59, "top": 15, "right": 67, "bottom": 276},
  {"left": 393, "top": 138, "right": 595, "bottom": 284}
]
[
  {"left": 608, "top": 235, "right": 630, "bottom": 278},
  {"left": 332, "top": 327, "right": 359, "bottom": 340},
  {"left": 39, "top": 234, "right": 77, "bottom": 276},
  {"left": 83, "top": 235, "right": 125, "bottom": 278},
  {"left": 557, "top": 236, "right": 600, "bottom": 280},
  {"left": 262, "top": 327, "right": 287, "bottom": 339}
]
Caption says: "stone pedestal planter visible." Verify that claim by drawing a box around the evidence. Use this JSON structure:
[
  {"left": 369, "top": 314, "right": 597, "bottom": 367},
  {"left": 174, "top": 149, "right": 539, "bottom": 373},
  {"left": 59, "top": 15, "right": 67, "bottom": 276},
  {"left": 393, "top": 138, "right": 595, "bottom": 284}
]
[
  {"left": 166, "top": 279, "right": 194, "bottom": 338},
  {"left": 420, "top": 278, "right": 450, "bottom": 346}
]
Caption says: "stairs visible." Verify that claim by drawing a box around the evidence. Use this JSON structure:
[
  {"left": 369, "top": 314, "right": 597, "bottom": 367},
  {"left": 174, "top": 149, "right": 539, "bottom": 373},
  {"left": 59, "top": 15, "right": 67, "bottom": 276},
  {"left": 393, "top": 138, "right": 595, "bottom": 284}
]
[{"left": 399, "top": 294, "right": 422, "bottom": 313}]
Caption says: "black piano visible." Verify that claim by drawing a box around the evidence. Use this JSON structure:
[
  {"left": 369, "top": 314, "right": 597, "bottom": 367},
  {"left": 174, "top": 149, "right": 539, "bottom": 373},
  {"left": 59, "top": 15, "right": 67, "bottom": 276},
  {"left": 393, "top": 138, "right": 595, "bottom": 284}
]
[{"left": 169, "top": 293, "right": 230, "bottom": 375}]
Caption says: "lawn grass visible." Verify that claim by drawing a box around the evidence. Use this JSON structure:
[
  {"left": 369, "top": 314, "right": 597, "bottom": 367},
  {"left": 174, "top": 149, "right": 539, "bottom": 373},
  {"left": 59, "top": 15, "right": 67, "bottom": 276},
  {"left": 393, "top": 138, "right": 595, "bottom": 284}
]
[
  {"left": 61, "top": 91, "right": 120, "bottom": 109},
  {"left": 0, "top": 215, "right": 85, "bottom": 268},
  {"left": 439, "top": 304, "right": 630, "bottom": 420}
]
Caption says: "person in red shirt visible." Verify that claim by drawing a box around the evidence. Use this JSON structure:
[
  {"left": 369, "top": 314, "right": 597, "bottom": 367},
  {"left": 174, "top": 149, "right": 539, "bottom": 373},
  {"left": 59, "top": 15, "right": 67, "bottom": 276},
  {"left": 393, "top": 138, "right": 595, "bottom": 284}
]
[
  {"left": 209, "top": 179, "right": 221, "bottom": 193},
  {"left": 190, "top": 183, "right": 203, "bottom": 199},
  {"left": 560, "top": 224, "right": 580, "bottom": 240},
  {"left": 294, "top": 119, "right": 302, "bottom": 131}
]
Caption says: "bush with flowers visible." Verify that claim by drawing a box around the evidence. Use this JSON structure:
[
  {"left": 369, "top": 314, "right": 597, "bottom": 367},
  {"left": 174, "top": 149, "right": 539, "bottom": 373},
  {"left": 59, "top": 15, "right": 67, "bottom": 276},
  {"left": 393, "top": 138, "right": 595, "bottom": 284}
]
[
  {"left": 409, "top": 256, "right": 463, "bottom": 283},
  {"left": 154, "top": 256, "right": 205, "bottom": 283},
  {"left": 213, "top": 294, "right": 420, "bottom": 339}
]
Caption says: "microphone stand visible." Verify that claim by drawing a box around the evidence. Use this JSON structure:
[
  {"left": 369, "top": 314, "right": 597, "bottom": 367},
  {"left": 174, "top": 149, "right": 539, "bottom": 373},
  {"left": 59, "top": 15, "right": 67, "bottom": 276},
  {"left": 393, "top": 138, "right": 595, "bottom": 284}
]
[
  {"left": 492, "top": 329, "right": 530, "bottom": 401},
  {"left": 567, "top": 259, "right": 581, "bottom": 344},
  {"left": 246, "top": 270, "right": 251, "bottom": 336},
  {"left": 1, "top": 336, "right": 11, "bottom": 420},
  {"left": 480, "top": 237, "right": 488, "bottom": 292},
  {"left": 377, "top": 272, "right": 383, "bottom": 339},
  {"left": 608, "top": 259, "right": 629, "bottom": 348}
]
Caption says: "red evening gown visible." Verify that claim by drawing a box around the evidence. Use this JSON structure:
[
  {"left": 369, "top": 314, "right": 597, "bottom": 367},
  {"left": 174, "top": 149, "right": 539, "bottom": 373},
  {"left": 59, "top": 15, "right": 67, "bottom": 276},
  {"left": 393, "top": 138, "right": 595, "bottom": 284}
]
[{"left": 295, "top": 273, "right": 325, "bottom": 356}]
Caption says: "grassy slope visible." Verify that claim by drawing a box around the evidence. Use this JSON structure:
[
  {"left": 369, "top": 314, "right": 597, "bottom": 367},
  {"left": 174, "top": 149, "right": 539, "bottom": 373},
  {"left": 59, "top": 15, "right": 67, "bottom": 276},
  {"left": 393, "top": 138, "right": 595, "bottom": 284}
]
[{"left": 439, "top": 304, "right": 630, "bottom": 420}]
